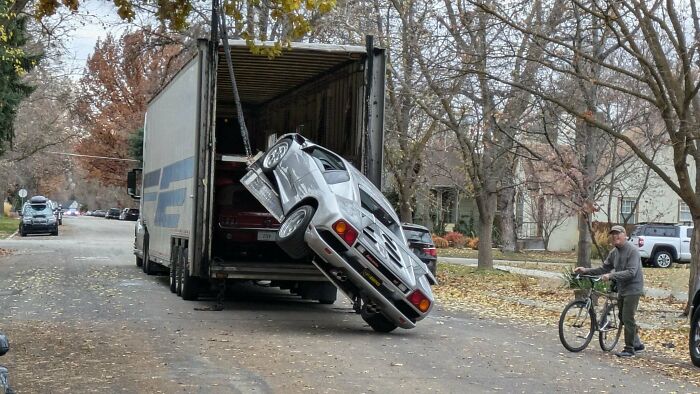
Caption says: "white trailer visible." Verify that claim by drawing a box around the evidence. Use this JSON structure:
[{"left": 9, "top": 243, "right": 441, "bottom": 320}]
[{"left": 128, "top": 38, "right": 386, "bottom": 301}]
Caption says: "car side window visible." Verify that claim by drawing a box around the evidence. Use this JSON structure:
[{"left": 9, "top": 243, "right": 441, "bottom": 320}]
[
  {"left": 307, "top": 147, "right": 345, "bottom": 172},
  {"left": 688, "top": 228, "right": 694, "bottom": 238}
]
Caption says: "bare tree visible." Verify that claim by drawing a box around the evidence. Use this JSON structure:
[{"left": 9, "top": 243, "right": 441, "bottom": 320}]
[{"left": 480, "top": 1, "right": 700, "bottom": 310}]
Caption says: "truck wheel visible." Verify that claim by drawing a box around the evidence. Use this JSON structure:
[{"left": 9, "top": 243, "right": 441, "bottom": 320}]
[
  {"left": 169, "top": 245, "right": 179, "bottom": 293},
  {"left": 277, "top": 205, "right": 314, "bottom": 259},
  {"left": 261, "top": 138, "right": 291, "bottom": 172},
  {"left": 135, "top": 255, "right": 143, "bottom": 268},
  {"left": 143, "top": 241, "right": 156, "bottom": 275},
  {"left": 361, "top": 304, "right": 397, "bottom": 333},
  {"left": 690, "top": 306, "right": 700, "bottom": 367},
  {"left": 317, "top": 282, "right": 337, "bottom": 304},
  {"left": 180, "top": 248, "right": 198, "bottom": 301},
  {"left": 652, "top": 250, "right": 673, "bottom": 268}
]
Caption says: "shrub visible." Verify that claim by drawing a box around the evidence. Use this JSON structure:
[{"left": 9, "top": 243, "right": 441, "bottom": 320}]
[
  {"left": 444, "top": 231, "right": 464, "bottom": 246},
  {"left": 590, "top": 227, "right": 612, "bottom": 259},
  {"left": 452, "top": 235, "right": 468, "bottom": 248},
  {"left": 433, "top": 235, "right": 449, "bottom": 248},
  {"left": 465, "top": 237, "right": 479, "bottom": 250}
]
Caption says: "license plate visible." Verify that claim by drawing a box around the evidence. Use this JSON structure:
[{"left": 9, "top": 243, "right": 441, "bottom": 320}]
[
  {"left": 361, "top": 269, "right": 382, "bottom": 288},
  {"left": 257, "top": 231, "right": 277, "bottom": 241}
]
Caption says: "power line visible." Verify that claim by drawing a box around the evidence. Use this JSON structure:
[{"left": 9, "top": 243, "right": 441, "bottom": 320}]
[{"left": 47, "top": 152, "right": 140, "bottom": 162}]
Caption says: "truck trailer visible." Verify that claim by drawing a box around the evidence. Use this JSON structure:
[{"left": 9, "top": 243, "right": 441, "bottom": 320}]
[{"left": 128, "top": 38, "right": 385, "bottom": 302}]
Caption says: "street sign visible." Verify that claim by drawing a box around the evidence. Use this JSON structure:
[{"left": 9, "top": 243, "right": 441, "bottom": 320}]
[{"left": 18, "top": 189, "right": 27, "bottom": 198}]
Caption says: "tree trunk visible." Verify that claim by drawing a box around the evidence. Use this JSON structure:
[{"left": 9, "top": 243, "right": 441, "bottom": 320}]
[
  {"left": 685, "top": 217, "right": 700, "bottom": 315},
  {"left": 576, "top": 212, "right": 592, "bottom": 268},
  {"left": 477, "top": 191, "right": 497, "bottom": 269},
  {"left": 498, "top": 185, "right": 517, "bottom": 252},
  {"left": 399, "top": 187, "right": 413, "bottom": 223}
]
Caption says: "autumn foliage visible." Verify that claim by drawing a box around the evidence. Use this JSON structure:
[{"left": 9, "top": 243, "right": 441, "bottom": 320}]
[{"left": 74, "top": 30, "right": 187, "bottom": 186}]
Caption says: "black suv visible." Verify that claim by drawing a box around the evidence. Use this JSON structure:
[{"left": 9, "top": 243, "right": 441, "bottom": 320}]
[
  {"left": 19, "top": 196, "right": 58, "bottom": 236},
  {"left": 122, "top": 208, "right": 139, "bottom": 221},
  {"left": 402, "top": 223, "right": 437, "bottom": 275},
  {"left": 105, "top": 208, "right": 121, "bottom": 219}
]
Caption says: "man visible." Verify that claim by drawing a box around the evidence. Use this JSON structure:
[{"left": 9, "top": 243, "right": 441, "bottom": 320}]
[{"left": 574, "top": 225, "right": 644, "bottom": 357}]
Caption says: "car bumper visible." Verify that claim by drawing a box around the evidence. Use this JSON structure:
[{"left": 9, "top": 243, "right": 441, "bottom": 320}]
[
  {"left": 22, "top": 224, "right": 57, "bottom": 234},
  {"left": 305, "top": 224, "right": 430, "bottom": 330},
  {"left": 639, "top": 249, "right": 650, "bottom": 258}
]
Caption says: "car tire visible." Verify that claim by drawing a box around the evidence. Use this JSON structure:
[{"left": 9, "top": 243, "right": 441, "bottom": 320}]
[
  {"left": 135, "top": 255, "right": 143, "bottom": 267},
  {"left": 180, "top": 248, "right": 198, "bottom": 301},
  {"left": 261, "top": 138, "right": 291, "bottom": 173},
  {"left": 277, "top": 205, "right": 314, "bottom": 259},
  {"left": 19, "top": 227, "right": 25, "bottom": 237},
  {"left": 169, "top": 246, "right": 179, "bottom": 294},
  {"left": 52, "top": 230, "right": 58, "bottom": 236},
  {"left": 361, "top": 304, "right": 398, "bottom": 333},
  {"left": 690, "top": 306, "right": 700, "bottom": 367},
  {"left": 652, "top": 250, "right": 673, "bottom": 268}
]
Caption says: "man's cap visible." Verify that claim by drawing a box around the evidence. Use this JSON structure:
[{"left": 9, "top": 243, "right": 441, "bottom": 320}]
[{"left": 609, "top": 225, "right": 626, "bottom": 234}]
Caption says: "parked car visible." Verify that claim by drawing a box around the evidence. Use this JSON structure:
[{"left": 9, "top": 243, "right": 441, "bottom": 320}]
[
  {"left": 19, "top": 195, "right": 58, "bottom": 236},
  {"left": 121, "top": 208, "right": 139, "bottom": 221},
  {"left": 628, "top": 222, "right": 693, "bottom": 268},
  {"left": 92, "top": 209, "right": 106, "bottom": 217},
  {"left": 105, "top": 208, "right": 121, "bottom": 219},
  {"left": 242, "top": 133, "right": 436, "bottom": 332},
  {"left": 402, "top": 223, "right": 437, "bottom": 275}
]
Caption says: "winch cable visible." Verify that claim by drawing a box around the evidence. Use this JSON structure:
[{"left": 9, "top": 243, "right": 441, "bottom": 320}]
[{"left": 217, "top": 4, "right": 252, "bottom": 157}]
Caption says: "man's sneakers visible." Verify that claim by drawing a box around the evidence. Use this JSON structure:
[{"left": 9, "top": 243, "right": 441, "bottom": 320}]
[
  {"left": 634, "top": 344, "right": 645, "bottom": 352},
  {"left": 615, "top": 349, "right": 635, "bottom": 358}
]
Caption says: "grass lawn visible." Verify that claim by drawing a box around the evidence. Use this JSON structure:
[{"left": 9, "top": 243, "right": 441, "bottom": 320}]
[{"left": 0, "top": 215, "right": 18, "bottom": 237}]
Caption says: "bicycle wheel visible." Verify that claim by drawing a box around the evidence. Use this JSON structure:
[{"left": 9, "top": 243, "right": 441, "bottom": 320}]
[
  {"left": 559, "top": 300, "right": 595, "bottom": 352},
  {"left": 599, "top": 302, "right": 622, "bottom": 351}
]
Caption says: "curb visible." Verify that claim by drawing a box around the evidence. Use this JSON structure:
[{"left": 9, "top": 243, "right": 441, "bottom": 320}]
[{"left": 3, "top": 230, "right": 17, "bottom": 240}]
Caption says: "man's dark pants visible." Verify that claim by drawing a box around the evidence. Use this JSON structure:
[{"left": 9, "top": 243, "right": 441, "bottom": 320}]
[{"left": 618, "top": 294, "right": 641, "bottom": 350}]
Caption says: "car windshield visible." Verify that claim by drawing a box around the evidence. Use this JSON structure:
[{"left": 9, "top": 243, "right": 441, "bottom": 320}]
[
  {"left": 26, "top": 204, "right": 52, "bottom": 215},
  {"left": 359, "top": 189, "right": 400, "bottom": 235},
  {"left": 307, "top": 147, "right": 345, "bottom": 172},
  {"left": 404, "top": 229, "right": 432, "bottom": 243}
]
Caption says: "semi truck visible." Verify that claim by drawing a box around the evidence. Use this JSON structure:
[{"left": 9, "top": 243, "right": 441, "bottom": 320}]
[{"left": 127, "top": 37, "right": 386, "bottom": 302}]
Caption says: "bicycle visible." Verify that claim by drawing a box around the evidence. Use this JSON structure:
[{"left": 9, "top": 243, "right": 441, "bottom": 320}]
[{"left": 558, "top": 274, "right": 622, "bottom": 352}]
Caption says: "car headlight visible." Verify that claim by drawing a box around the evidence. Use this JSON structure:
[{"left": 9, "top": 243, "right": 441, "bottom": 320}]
[
  {"left": 48, "top": 217, "right": 56, "bottom": 224},
  {"left": 22, "top": 218, "right": 31, "bottom": 223}
]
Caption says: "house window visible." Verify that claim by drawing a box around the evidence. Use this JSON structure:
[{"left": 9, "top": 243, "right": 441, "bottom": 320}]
[
  {"left": 679, "top": 201, "right": 692, "bottom": 223},
  {"left": 620, "top": 198, "right": 637, "bottom": 224}
]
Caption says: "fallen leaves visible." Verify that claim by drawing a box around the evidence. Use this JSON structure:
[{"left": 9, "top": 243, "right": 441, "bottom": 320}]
[{"left": 434, "top": 263, "right": 699, "bottom": 387}]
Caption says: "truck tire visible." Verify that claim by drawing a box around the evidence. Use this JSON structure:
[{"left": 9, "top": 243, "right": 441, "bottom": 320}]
[
  {"left": 136, "top": 255, "right": 143, "bottom": 268},
  {"left": 277, "top": 205, "right": 314, "bottom": 259},
  {"left": 180, "top": 248, "right": 198, "bottom": 301},
  {"left": 652, "top": 250, "right": 673, "bottom": 268},
  {"left": 261, "top": 138, "right": 291, "bottom": 173},
  {"left": 169, "top": 245, "right": 179, "bottom": 293},
  {"left": 143, "top": 239, "right": 156, "bottom": 275},
  {"left": 317, "top": 282, "right": 338, "bottom": 304}
]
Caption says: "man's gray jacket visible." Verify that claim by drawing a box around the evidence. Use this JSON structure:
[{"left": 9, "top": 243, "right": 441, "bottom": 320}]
[{"left": 586, "top": 241, "right": 644, "bottom": 296}]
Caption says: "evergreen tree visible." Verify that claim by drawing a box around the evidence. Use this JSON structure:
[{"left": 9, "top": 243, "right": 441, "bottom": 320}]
[{"left": 0, "top": 6, "right": 39, "bottom": 155}]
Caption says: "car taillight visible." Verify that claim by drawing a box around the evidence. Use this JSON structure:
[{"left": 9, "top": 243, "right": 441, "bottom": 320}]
[
  {"left": 638, "top": 236, "right": 644, "bottom": 247},
  {"left": 408, "top": 289, "right": 431, "bottom": 312},
  {"left": 423, "top": 247, "right": 437, "bottom": 257},
  {"left": 332, "top": 219, "right": 358, "bottom": 245}
]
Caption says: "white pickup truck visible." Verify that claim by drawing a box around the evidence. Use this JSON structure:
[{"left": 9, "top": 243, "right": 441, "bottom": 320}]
[{"left": 628, "top": 223, "right": 693, "bottom": 268}]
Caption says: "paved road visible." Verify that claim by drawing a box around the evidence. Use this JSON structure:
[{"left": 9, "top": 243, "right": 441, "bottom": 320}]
[{"left": 0, "top": 217, "right": 694, "bottom": 393}]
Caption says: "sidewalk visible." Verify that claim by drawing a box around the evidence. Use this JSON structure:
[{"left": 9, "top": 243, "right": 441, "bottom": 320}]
[{"left": 439, "top": 256, "right": 688, "bottom": 301}]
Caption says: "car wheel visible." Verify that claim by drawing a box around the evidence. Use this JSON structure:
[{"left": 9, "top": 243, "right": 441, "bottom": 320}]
[
  {"left": 261, "top": 138, "right": 291, "bottom": 172},
  {"left": 361, "top": 304, "right": 398, "bottom": 333},
  {"left": 690, "top": 306, "right": 700, "bottom": 367},
  {"left": 52, "top": 230, "right": 58, "bottom": 236},
  {"left": 653, "top": 250, "right": 673, "bottom": 268},
  {"left": 277, "top": 205, "right": 314, "bottom": 259},
  {"left": 180, "top": 248, "right": 198, "bottom": 301},
  {"left": 135, "top": 255, "right": 143, "bottom": 268}
]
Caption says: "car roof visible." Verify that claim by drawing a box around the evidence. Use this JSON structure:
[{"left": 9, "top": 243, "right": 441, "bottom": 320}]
[{"left": 29, "top": 195, "right": 48, "bottom": 204}]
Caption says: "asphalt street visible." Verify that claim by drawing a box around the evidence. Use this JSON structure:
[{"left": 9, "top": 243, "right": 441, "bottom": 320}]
[{"left": 0, "top": 216, "right": 694, "bottom": 393}]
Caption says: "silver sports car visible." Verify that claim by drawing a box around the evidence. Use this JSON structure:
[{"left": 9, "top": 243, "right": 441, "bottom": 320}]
[{"left": 242, "top": 133, "right": 436, "bottom": 332}]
